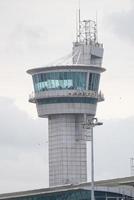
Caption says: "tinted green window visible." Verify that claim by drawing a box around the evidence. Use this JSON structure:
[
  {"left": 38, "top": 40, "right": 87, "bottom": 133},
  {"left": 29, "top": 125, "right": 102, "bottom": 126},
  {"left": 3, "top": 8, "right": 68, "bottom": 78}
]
[
  {"left": 88, "top": 73, "right": 100, "bottom": 91},
  {"left": 37, "top": 97, "right": 97, "bottom": 104},
  {"left": 5, "top": 189, "right": 127, "bottom": 200},
  {"left": 32, "top": 72, "right": 87, "bottom": 92}
]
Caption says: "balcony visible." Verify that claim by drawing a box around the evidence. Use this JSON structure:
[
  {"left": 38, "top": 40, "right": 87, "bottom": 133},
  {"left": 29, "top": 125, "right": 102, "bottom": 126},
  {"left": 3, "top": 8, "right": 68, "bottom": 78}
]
[{"left": 29, "top": 90, "right": 104, "bottom": 103}]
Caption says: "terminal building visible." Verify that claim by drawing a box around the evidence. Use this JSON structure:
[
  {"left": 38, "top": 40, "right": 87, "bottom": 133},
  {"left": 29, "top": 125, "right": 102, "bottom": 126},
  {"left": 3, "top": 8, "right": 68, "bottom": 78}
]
[
  {"left": 1, "top": 16, "right": 134, "bottom": 200},
  {"left": 0, "top": 177, "right": 134, "bottom": 200}
]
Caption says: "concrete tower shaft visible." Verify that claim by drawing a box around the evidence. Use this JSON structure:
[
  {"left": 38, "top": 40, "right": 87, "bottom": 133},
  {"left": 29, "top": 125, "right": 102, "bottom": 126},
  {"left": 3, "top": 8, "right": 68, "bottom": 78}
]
[{"left": 48, "top": 114, "right": 87, "bottom": 185}]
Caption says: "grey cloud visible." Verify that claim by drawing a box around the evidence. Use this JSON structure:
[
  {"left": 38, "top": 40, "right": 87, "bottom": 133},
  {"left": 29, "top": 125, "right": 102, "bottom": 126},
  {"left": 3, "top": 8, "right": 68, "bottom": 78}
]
[
  {"left": 0, "top": 97, "right": 49, "bottom": 193},
  {"left": 0, "top": 97, "right": 48, "bottom": 151},
  {"left": 107, "top": 2, "right": 134, "bottom": 43},
  {"left": 3, "top": 23, "right": 48, "bottom": 55},
  {"left": 94, "top": 117, "right": 134, "bottom": 180},
  {"left": 11, "top": 24, "right": 47, "bottom": 48}
]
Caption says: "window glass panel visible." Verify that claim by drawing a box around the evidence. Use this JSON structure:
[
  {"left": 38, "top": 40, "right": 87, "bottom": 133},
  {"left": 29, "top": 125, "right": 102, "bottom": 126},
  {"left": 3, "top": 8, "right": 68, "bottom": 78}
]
[
  {"left": 75, "top": 73, "right": 78, "bottom": 89},
  {"left": 88, "top": 73, "right": 100, "bottom": 91},
  {"left": 59, "top": 72, "right": 64, "bottom": 89},
  {"left": 64, "top": 80, "right": 68, "bottom": 88},
  {"left": 67, "top": 72, "right": 74, "bottom": 89},
  {"left": 40, "top": 74, "right": 44, "bottom": 81},
  {"left": 33, "top": 72, "right": 87, "bottom": 92},
  {"left": 55, "top": 72, "right": 60, "bottom": 89}
]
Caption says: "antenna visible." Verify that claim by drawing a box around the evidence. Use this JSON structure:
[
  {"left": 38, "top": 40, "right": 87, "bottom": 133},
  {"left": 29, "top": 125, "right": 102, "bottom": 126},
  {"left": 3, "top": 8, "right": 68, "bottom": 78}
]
[
  {"left": 130, "top": 157, "right": 134, "bottom": 176},
  {"left": 76, "top": 10, "right": 78, "bottom": 42},
  {"left": 76, "top": 1, "right": 81, "bottom": 42},
  {"left": 78, "top": 0, "right": 81, "bottom": 42},
  {"left": 95, "top": 11, "right": 98, "bottom": 43}
]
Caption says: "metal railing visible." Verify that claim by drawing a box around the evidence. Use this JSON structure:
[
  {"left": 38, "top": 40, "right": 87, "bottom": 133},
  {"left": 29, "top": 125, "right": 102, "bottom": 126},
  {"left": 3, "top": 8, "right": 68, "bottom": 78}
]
[{"left": 29, "top": 90, "right": 104, "bottom": 102}]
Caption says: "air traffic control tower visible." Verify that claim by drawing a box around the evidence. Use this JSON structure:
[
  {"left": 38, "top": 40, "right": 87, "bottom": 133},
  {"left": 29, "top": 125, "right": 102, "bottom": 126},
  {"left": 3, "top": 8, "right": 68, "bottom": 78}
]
[{"left": 27, "top": 18, "right": 105, "bottom": 186}]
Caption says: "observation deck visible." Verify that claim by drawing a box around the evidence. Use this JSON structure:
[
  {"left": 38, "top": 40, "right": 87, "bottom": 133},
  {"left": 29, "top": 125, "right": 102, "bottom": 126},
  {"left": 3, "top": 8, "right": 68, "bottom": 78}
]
[{"left": 27, "top": 64, "right": 105, "bottom": 117}]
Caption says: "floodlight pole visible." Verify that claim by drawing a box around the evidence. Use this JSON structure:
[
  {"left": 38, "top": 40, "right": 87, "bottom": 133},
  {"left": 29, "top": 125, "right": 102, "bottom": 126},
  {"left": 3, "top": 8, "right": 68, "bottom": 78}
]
[
  {"left": 83, "top": 117, "right": 103, "bottom": 200},
  {"left": 91, "top": 126, "right": 94, "bottom": 200}
]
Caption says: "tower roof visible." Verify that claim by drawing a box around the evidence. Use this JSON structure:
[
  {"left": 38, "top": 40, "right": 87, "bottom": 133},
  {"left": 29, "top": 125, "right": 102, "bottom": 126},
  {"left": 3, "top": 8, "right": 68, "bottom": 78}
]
[{"left": 27, "top": 64, "right": 105, "bottom": 75}]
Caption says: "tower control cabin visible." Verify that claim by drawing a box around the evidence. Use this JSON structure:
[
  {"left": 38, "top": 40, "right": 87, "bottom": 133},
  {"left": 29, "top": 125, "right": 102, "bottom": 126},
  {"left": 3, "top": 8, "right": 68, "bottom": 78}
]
[{"left": 27, "top": 19, "right": 105, "bottom": 186}]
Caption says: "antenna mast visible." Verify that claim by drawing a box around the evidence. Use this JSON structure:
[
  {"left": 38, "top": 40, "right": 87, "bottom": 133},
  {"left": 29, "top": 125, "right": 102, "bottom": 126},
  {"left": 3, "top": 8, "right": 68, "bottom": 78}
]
[
  {"left": 75, "top": 3, "right": 97, "bottom": 45},
  {"left": 130, "top": 157, "right": 134, "bottom": 176},
  {"left": 78, "top": 0, "right": 81, "bottom": 42},
  {"left": 95, "top": 11, "right": 98, "bottom": 43}
]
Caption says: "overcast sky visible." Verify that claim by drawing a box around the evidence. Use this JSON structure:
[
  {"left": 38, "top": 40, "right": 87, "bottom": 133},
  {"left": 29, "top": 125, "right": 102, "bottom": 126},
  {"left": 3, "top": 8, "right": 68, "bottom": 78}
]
[{"left": 0, "top": 0, "right": 134, "bottom": 194}]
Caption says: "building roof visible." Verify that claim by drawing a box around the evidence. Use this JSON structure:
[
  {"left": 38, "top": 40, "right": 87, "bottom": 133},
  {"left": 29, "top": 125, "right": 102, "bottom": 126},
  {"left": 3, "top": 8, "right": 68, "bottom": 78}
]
[{"left": 0, "top": 176, "right": 134, "bottom": 199}]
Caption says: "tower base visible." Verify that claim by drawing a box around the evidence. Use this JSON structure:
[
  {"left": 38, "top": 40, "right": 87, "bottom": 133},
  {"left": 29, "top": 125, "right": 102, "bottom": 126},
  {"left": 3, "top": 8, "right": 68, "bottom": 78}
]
[{"left": 48, "top": 114, "right": 87, "bottom": 186}]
